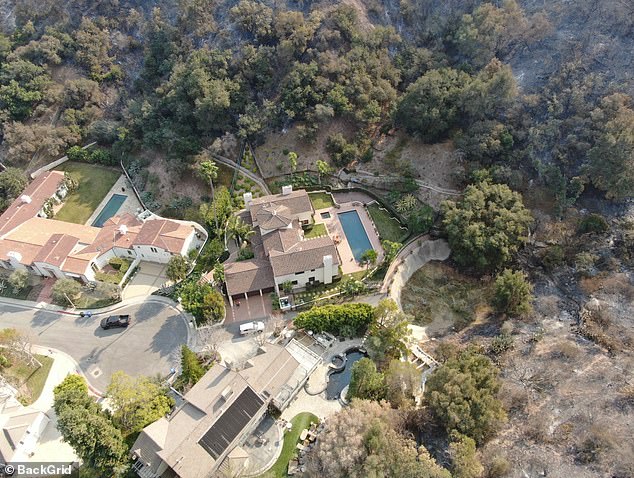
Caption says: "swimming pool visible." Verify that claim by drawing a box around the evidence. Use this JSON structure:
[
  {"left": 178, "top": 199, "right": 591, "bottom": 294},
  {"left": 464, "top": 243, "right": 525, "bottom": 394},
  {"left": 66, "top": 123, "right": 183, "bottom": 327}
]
[
  {"left": 326, "top": 349, "right": 367, "bottom": 400},
  {"left": 91, "top": 194, "right": 127, "bottom": 227},
  {"left": 338, "top": 210, "right": 373, "bottom": 262}
]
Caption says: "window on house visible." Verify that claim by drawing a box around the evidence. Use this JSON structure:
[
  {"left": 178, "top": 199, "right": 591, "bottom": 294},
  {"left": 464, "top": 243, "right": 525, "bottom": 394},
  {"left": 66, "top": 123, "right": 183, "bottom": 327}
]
[
  {"left": 150, "top": 247, "right": 158, "bottom": 253},
  {"left": 127, "top": 250, "right": 133, "bottom": 256},
  {"left": 295, "top": 271, "right": 303, "bottom": 275},
  {"left": 309, "top": 277, "right": 316, "bottom": 282},
  {"left": 291, "top": 280, "right": 298, "bottom": 285}
]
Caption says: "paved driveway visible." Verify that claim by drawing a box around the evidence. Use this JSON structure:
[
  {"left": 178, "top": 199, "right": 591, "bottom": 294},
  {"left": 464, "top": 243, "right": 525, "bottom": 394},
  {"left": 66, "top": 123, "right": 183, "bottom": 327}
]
[
  {"left": 122, "top": 262, "right": 169, "bottom": 300},
  {"left": 0, "top": 299, "right": 188, "bottom": 393}
]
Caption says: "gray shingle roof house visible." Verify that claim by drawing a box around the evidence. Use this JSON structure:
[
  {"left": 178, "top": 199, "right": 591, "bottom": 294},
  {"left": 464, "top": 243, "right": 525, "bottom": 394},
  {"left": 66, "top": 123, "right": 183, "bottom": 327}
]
[
  {"left": 130, "top": 341, "right": 321, "bottom": 478},
  {"left": 222, "top": 187, "right": 340, "bottom": 304}
]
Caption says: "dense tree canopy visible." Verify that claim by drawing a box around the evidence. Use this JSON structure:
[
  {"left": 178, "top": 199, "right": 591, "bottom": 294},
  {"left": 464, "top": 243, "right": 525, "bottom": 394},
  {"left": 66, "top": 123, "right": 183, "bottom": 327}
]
[
  {"left": 304, "top": 400, "right": 450, "bottom": 478},
  {"left": 441, "top": 178, "right": 533, "bottom": 271},
  {"left": 425, "top": 348, "right": 507, "bottom": 444}
]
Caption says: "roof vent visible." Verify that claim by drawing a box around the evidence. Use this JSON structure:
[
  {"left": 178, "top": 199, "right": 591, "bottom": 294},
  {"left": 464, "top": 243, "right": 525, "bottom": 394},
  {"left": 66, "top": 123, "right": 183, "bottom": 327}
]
[
  {"left": 20, "top": 195, "right": 32, "bottom": 204},
  {"left": 119, "top": 225, "right": 128, "bottom": 235},
  {"left": 243, "top": 192, "right": 253, "bottom": 207},
  {"left": 221, "top": 386, "right": 233, "bottom": 401},
  {"left": 281, "top": 185, "right": 293, "bottom": 196}
]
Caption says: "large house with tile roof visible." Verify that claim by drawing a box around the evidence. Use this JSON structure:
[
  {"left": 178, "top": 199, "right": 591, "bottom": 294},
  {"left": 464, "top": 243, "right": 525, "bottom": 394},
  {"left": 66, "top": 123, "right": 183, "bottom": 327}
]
[
  {"left": 0, "top": 171, "right": 207, "bottom": 283},
  {"left": 223, "top": 186, "right": 340, "bottom": 305},
  {"left": 130, "top": 340, "right": 321, "bottom": 478}
]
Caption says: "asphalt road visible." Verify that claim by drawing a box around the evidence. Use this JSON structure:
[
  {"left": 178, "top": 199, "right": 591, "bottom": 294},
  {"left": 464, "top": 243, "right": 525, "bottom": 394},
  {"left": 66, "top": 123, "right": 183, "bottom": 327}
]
[{"left": 0, "top": 299, "right": 189, "bottom": 393}]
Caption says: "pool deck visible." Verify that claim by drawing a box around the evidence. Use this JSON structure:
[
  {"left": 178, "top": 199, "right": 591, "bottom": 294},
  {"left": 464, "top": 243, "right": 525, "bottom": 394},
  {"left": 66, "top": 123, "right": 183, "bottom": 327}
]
[
  {"left": 85, "top": 175, "right": 143, "bottom": 226},
  {"left": 313, "top": 201, "right": 384, "bottom": 275}
]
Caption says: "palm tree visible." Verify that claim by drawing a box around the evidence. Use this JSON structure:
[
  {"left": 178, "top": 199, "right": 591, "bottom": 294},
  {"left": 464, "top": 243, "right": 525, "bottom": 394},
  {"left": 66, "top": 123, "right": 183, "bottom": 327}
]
[
  {"left": 197, "top": 159, "right": 219, "bottom": 230},
  {"left": 225, "top": 215, "right": 254, "bottom": 248},
  {"left": 316, "top": 159, "right": 330, "bottom": 185},
  {"left": 288, "top": 151, "right": 298, "bottom": 181}
]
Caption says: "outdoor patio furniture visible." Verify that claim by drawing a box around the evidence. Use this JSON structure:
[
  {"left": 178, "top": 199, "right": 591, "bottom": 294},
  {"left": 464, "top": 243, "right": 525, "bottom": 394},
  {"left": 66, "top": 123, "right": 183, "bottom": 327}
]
[
  {"left": 296, "top": 443, "right": 305, "bottom": 451},
  {"left": 299, "top": 429, "right": 309, "bottom": 441}
]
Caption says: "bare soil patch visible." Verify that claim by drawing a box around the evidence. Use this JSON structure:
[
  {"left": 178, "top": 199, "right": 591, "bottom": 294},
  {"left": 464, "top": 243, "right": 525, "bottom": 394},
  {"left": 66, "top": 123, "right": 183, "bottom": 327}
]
[{"left": 255, "top": 118, "right": 357, "bottom": 178}]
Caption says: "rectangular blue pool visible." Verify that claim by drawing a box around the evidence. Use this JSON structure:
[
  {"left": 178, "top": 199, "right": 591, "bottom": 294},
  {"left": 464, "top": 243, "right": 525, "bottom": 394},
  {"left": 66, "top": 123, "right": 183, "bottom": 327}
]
[
  {"left": 338, "top": 210, "right": 373, "bottom": 262},
  {"left": 91, "top": 194, "right": 127, "bottom": 227}
]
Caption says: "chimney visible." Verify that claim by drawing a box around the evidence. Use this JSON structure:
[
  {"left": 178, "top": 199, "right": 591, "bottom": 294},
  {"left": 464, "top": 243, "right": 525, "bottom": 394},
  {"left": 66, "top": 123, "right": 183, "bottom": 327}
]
[
  {"left": 7, "top": 251, "right": 23, "bottom": 269},
  {"left": 243, "top": 192, "right": 253, "bottom": 207},
  {"left": 19, "top": 195, "right": 32, "bottom": 204},
  {"left": 281, "top": 185, "right": 293, "bottom": 196},
  {"left": 118, "top": 225, "right": 128, "bottom": 235},
  {"left": 323, "top": 255, "right": 333, "bottom": 284}
]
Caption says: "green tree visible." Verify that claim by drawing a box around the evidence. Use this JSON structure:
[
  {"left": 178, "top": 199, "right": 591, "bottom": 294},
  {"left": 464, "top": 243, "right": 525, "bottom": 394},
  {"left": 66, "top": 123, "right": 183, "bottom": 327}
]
[
  {"left": 51, "top": 279, "right": 82, "bottom": 306},
  {"left": 288, "top": 151, "right": 298, "bottom": 180},
  {"left": 304, "top": 400, "right": 450, "bottom": 478},
  {"left": 166, "top": 255, "right": 190, "bottom": 282},
  {"left": 180, "top": 345, "right": 206, "bottom": 388},
  {"left": 394, "top": 67, "right": 471, "bottom": 142},
  {"left": 197, "top": 158, "right": 220, "bottom": 229},
  {"left": 179, "top": 281, "right": 225, "bottom": 324},
  {"left": 294, "top": 303, "right": 374, "bottom": 336},
  {"left": 449, "top": 432, "right": 484, "bottom": 478},
  {"left": 212, "top": 262, "right": 225, "bottom": 284},
  {"left": 347, "top": 358, "right": 386, "bottom": 401},
  {"left": 441, "top": 178, "right": 533, "bottom": 272},
  {"left": 53, "top": 375, "right": 128, "bottom": 477},
  {"left": 0, "top": 167, "right": 27, "bottom": 212},
  {"left": 585, "top": 93, "right": 634, "bottom": 200},
  {"left": 57, "top": 406, "right": 128, "bottom": 476},
  {"left": 366, "top": 299, "right": 410, "bottom": 366},
  {"left": 493, "top": 269, "right": 533, "bottom": 316},
  {"left": 425, "top": 348, "right": 507, "bottom": 444},
  {"left": 106, "top": 371, "right": 174, "bottom": 435},
  {"left": 381, "top": 240, "right": 402, "bottom": 263},
  {"left": 360, "top": 249, "right": 378, "bottom": 268},
  {"left": 340, "top": 276, "right": 366, "bottom": 297},
  {"left": 385, "top": 360, "right": 420, "bottom": 408},
  {"left": 316, "top": 159, "right": 330, "bottom": 184},
  {"left": 8, "top": 269, "right": 28, "bottom": 293}
]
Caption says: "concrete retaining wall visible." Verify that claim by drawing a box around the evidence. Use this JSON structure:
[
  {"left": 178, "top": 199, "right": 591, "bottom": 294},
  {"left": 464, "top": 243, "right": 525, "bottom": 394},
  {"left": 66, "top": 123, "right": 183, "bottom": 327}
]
[
  {"left": 30, "top": 142, "right": 96, "bottom": 178},
  {"left": 387, "top": 239, "right": 451, "bottom": 308}
]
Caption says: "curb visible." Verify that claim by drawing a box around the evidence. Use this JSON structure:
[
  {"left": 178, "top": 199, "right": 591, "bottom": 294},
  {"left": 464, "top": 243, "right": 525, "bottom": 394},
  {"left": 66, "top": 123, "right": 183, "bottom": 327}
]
[{"left": 32, "top": 344, "right": 104, "bottom": 397}]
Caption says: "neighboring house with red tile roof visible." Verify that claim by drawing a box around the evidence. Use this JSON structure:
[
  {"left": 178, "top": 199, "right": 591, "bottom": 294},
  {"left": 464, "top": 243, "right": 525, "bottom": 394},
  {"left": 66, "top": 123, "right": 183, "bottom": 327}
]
[
  {"left": 0, "top": 172, "right": 207, "bottom": 284},
  {"left": 223, "top": 187, "right": 340, "bottom": 305}
]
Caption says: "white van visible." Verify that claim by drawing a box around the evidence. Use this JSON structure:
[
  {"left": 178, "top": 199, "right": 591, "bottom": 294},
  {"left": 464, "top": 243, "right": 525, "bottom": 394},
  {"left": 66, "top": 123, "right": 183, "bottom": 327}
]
[{"left": 240, "top": 321, "right": 265, "bottom": 335}]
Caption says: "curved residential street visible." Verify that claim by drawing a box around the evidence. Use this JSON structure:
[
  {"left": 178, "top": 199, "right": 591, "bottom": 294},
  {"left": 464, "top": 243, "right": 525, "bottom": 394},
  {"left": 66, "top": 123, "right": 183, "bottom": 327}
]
[{"left": 0, "top": 298, "right": 190, "bottom": 393}]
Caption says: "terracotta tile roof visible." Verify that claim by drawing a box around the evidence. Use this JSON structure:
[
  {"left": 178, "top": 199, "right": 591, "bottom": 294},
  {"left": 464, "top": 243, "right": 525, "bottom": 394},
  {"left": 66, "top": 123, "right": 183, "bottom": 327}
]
[
  {"left": 0, "top": 239, "right": 41, "bottom": 265},
  {"left": 224, "top": 259, "right": 274, "bottom": 296},
  {"left": 248, "top": 189, "right": 312, "bottom": 224},
  {"left": 4, "top": 218, "right": 99, "bottom": 246},
  {"left": 269, "top": 236, "right": 339, "bottom": 277},
  {"left": 61, "top": 256, "right": 92, "bottom": 275},
  {"left": 133, "top": 219, "right": 194, "bottom": 254},
  {"left": 80, "top": 213, "right": 141, "bottom": 255},
  {"left": 0, "top": 171, "right": 65, "bottom": 236},
  {"left": 33, "top": 234, "right": 79, "bottom": 267}
]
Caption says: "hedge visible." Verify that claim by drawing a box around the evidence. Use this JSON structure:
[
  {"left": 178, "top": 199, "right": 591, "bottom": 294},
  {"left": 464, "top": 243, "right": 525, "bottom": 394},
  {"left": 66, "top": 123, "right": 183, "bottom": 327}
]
[{"left": 293, "top": 303, "right": 374, "bottom": 336}]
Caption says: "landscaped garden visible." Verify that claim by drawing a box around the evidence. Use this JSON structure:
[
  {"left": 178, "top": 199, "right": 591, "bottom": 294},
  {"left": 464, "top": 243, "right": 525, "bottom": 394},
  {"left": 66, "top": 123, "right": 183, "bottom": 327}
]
[
  {"left": 366, "top": 202, "right": 408, "bottom": 242},
  {"left": 56, "top": 162, "right": 120, "bottom": 224},
  {"left": 260, "top": 412, "right": 319, "bottom": 478},
  {"left": 303, "top": 222, "right": 327, "bottom": 239},
  {"left": 308, "top": 191, "right": 334, "bottom": 210},
  {"left": 1, "top": 351, "right": 53, "bottom": 405}
]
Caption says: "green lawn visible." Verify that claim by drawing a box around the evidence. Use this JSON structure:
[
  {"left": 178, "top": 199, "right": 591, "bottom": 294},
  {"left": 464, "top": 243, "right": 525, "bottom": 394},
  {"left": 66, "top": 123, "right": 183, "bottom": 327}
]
[
  {"left": 309, "top": 192, "right": 334, "bottom": 210},
  {"left": 304, "top": 223, "right": 327, "bottom": 239},
  {"left": 3, "top": 354, "right": 54, "bottom": 405},
  {"left": 260, "top": 412, "right": 319, "bottom": 478},
  {"left": 56, "top": 162, "right": 121, "bottom": 224},
  {"left": 367, "top": 203, "right": 407, "bottom": 242}
]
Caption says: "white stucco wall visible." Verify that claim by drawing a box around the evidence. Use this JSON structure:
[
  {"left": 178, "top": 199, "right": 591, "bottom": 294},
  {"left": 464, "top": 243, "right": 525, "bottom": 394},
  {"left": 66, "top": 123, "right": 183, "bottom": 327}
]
[
  {"left": 275, "top": 265, "right": 336, "bottom": 292},
  {"left": 33, "top": 262, "right": 66, "bottom": 279},
  {"left": 133, "top": 245, "right": 173, "bottom": 263}
]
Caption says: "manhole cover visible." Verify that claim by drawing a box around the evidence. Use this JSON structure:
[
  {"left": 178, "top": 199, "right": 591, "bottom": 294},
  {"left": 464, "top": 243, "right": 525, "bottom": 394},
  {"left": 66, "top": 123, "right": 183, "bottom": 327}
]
[{"left": 91, "top": 368, "right": 102, "bottom": 378}]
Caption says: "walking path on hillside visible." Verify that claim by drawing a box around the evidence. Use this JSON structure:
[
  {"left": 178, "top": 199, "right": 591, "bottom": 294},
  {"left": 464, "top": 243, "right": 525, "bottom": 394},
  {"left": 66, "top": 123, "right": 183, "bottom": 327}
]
[{"left": 211, "top": 153, "right": 272, "bottom": 195}]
